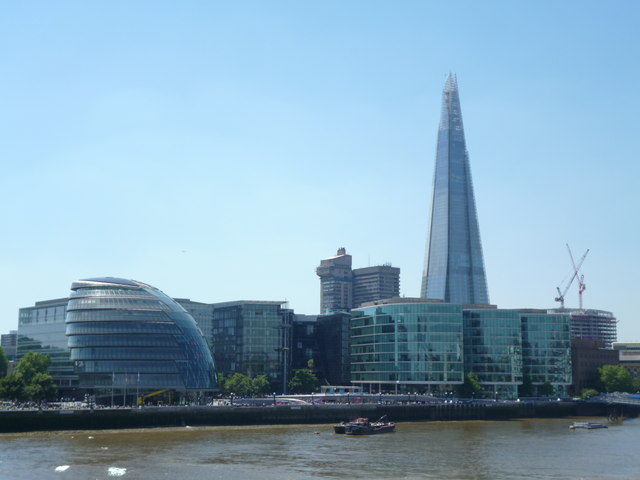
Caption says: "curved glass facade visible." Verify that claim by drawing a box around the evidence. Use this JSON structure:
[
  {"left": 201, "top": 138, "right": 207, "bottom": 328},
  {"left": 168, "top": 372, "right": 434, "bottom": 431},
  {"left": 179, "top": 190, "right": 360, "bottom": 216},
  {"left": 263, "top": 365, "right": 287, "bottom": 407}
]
[
  {"left": 351, "top": 302, "right": 464, "bottom": 392},
  {"left": 65, "top": 277, "right": 217, "bottom": 394}
]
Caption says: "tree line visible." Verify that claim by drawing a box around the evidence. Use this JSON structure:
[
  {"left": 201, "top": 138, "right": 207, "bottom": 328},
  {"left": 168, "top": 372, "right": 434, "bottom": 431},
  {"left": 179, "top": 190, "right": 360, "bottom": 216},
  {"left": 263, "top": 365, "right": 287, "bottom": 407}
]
[{"left": 0, "top": 349, "right": 57, "bottom": 402}]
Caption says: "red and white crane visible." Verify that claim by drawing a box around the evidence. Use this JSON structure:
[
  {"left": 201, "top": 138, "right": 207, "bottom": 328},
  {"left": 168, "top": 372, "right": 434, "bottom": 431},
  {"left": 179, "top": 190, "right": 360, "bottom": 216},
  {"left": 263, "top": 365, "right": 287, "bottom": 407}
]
[{"left": 554, "top": 244, "right": 589, "bottom": 309}]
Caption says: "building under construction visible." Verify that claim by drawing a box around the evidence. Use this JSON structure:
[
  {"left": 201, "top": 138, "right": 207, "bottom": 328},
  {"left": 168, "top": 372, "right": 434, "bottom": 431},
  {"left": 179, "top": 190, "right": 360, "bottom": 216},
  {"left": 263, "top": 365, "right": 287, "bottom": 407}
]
[{"left": 549, "top": 308, "right": 617, "bottom": 349}]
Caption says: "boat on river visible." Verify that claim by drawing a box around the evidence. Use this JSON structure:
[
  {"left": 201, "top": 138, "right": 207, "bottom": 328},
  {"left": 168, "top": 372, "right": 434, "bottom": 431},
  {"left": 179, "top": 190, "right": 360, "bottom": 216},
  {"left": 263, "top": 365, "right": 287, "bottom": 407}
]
[
  {"left": 569, "top": 421, "right": 608, "bottom": 430},
  {"left": 344, "top": 416, "right": 396, "bottom": 435},
  {"left": 333, "top": 418, "right": 369, "bottom": 434}
]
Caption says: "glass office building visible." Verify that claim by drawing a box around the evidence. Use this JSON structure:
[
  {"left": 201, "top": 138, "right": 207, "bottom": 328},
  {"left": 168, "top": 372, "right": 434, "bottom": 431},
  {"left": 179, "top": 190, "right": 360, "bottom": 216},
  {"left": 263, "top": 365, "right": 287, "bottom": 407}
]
[
  {"left": 463, "top": 309, "right": 522, "bottom": 399},
  {"left": 210, "top": 301, "right": 292, "bottom": 391},
  {"left": 351, "top": 301, "right": 464, "bottom": 393},
  {"left": 520, "top": 311, "right": 572, "bottom": 396},
  {"left": 421, "top": 74, "right": 489, "bottom": 305},
  {"left": 65, "top": 278, "right": 217, "bottom": 401}
]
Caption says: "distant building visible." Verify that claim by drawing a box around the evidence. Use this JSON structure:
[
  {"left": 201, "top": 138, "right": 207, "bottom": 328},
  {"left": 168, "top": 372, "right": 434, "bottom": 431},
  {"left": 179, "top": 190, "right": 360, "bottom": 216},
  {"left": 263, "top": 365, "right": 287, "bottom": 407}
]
[
  {"left": 613, "top": 342, "right": 640, "bottom": 377},
  {"left": 316, "top": 248, "right": 353, "bottom": 314},
  {"left": 18, "top": 297, "right": 76, "bottom": 394},
  {"left": 353, "top": 265, "right": 400, "bottom": 308},
  {"left": 1, "top": 330, "right": 17, "bottom": 362},
  {"left": 421, "top": 74, "right": 490, "bottom": 305},
  {"left": 316, "top": 248, "right": 400, "bottom": 313},
  {"left": 572, "top": 339, "right": 618, "bottom": 395}
]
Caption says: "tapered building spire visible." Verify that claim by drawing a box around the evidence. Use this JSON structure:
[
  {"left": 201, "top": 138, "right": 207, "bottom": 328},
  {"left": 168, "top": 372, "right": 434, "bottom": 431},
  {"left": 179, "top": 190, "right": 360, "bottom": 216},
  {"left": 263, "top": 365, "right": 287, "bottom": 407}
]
[{"left": 421, "top": 74, "right": 489, "bottom": 304}]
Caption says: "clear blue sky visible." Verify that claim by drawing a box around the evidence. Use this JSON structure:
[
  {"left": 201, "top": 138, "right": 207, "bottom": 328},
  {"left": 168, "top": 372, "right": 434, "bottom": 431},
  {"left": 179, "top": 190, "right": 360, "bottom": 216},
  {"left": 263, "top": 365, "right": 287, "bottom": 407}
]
[{"left": 1, "top": 1, "right": 639, "bottom": 339}]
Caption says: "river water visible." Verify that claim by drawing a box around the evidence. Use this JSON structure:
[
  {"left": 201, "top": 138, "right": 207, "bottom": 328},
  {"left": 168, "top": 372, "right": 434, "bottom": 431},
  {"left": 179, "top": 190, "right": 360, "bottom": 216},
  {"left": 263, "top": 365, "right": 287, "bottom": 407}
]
[{"left": 1, "top": 417, "right": 638, "bottom": 479}]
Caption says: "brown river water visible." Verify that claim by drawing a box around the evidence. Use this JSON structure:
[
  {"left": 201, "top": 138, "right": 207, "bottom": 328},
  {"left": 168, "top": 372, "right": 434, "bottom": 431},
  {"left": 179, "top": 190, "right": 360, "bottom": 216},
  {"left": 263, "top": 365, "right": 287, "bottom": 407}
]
[{"left": 0, "top": 417, "right": 638, "bottom": 479}]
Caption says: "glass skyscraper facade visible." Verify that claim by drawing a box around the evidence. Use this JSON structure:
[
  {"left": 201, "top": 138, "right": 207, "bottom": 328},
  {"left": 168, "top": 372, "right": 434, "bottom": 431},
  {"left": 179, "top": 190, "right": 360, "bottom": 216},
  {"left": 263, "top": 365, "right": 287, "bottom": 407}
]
[
  {"left": 463, "top": 309, "right": 522, "bottom": 399},
  {"left": 421, "top": 74, "right": 489, "bottom": 305},
  {"left": 65, "top": 278, "right": 217, "bottom": 400},
  {"left": 351, "top": 301, "right": 464, "bottom": 392}
]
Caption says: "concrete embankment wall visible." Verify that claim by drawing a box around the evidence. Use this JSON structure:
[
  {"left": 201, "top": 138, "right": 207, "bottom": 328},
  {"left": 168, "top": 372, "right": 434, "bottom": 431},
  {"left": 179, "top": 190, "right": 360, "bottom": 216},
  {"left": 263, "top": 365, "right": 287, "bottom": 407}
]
[{"left": 0, "top": 401, "right": 614, "bottom": 433}]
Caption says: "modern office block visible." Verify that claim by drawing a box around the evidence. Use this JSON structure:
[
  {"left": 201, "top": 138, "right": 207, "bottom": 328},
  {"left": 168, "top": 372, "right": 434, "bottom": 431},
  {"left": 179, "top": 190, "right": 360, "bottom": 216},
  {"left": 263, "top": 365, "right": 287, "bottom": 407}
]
[
  {"left": 421, "top": 74, "right": 490, "bottom": 305},
  {"left": 520, "top": 310, "right": 572, "bottom": 397},
  {"left": 18, "top": 298, "right": 76, "bottom": 393},
  {"left": 210, "top": 300, "right": 293, "bottom": 392},
  {"left": 463, "top": 308, "right": 522, "bottom": 399},
  {"left": 316, "top": 248, "right": 353, "bottom": 314},
  {"left": 65, "top": 277, "right": 217, "bottom": 402},
  {"left": 352, "top": 265, "right": 400, "bottom": 308},
  {"left": 351, "top": 300, "right": 464, "bottom": 393}
]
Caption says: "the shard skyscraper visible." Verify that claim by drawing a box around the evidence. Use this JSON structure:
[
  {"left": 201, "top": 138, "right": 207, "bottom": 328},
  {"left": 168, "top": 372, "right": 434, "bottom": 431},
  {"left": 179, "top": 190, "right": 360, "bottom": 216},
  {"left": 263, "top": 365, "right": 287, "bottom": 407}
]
[{"left": 421, "top": 74, "right": 490, "bottom": 304}]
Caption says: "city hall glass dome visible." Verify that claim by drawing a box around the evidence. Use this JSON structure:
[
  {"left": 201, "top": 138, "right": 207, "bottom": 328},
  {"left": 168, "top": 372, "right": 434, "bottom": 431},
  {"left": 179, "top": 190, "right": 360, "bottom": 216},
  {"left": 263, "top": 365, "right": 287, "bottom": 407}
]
[{"left": 65, "top": 277, "right": 217, "bottom": 394}]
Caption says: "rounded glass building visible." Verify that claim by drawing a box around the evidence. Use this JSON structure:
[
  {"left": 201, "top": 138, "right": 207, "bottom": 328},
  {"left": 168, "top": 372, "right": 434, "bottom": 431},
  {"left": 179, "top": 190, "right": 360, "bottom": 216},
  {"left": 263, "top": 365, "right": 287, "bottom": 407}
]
[{"left": 65, "top": 277, "right": 217, "bottom": 402}]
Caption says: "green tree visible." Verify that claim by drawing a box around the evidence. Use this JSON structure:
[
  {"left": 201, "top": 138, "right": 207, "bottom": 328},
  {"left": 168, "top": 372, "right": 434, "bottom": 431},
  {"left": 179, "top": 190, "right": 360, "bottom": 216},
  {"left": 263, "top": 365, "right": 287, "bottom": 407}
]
[
  {"left": 539, "top": 381, "right": 555, "bottom": 396},
  {"left": 457, "top": 372, "right": 482, "bottom": 398},
  {"left": 518, "top": 375, "right": 533, "bottom": 397},
  {"left": 23, "top": 372, "right": 57, "bottom": 402},
  {"left": 0, "top": 374, "right": 26, "bottom": 401},
  {"left": 633, "top": 376, "right": 640, "bottom": 393},
  {"left": 224, "top": 373, "right": 255, "bottom": 396},
  {"left": 252, "top": 374, "right": 271, "bottom": 395},
  {"left": 580, "top": 388, "right": 599, "bottom": 400},
  {"left": 288, "top": 369, "right": 319, "bottom": 394},
  {"left": 0, "top": 347, "right": 8, "bottom": 378},
  {"left": 599, "top": 365, "right": 634, "bottom": 393},
  {"left": 16, "top": 352, "right": 50, "bottom": 383}
]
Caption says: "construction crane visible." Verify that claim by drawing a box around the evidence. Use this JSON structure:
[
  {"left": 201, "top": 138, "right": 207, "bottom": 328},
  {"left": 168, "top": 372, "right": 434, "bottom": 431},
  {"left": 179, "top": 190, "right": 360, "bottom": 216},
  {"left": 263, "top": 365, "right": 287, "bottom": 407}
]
[{"left": 554, "top": 244, "right": 589, "bottom": 309}]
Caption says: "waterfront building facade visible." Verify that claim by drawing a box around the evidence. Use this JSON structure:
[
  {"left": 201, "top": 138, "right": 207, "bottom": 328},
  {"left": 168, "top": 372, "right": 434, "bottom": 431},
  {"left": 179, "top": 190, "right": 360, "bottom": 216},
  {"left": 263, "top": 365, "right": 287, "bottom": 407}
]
[
  {"left": 17, "top": 298, "right": 76, "bottom": 393},
  {"left": 65, "top": 278, "right": 217, "bottom": 403},
  {"left": 421, "top": 74, "right": 489, "bottom": 305},
  {"left": 315, "top": 312, "right": 352, "bottom": 386},
  {"left": 210, "top": 300, "right": 293, "bottom": 391},
  {"left": 351, "top": 299, "right": 464, "bottom": 393},
  {"left": 520, "top": 311, "right": 572, "bottom": 397},
  {"left": 463, "top": 308, "right": 522, "bottom": 399},
  {"left": 571, "top": 338, "right": 618, "bottom": 395},
  {"left": 291, "top": 314, "right": 318, "bottom": 371}
]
